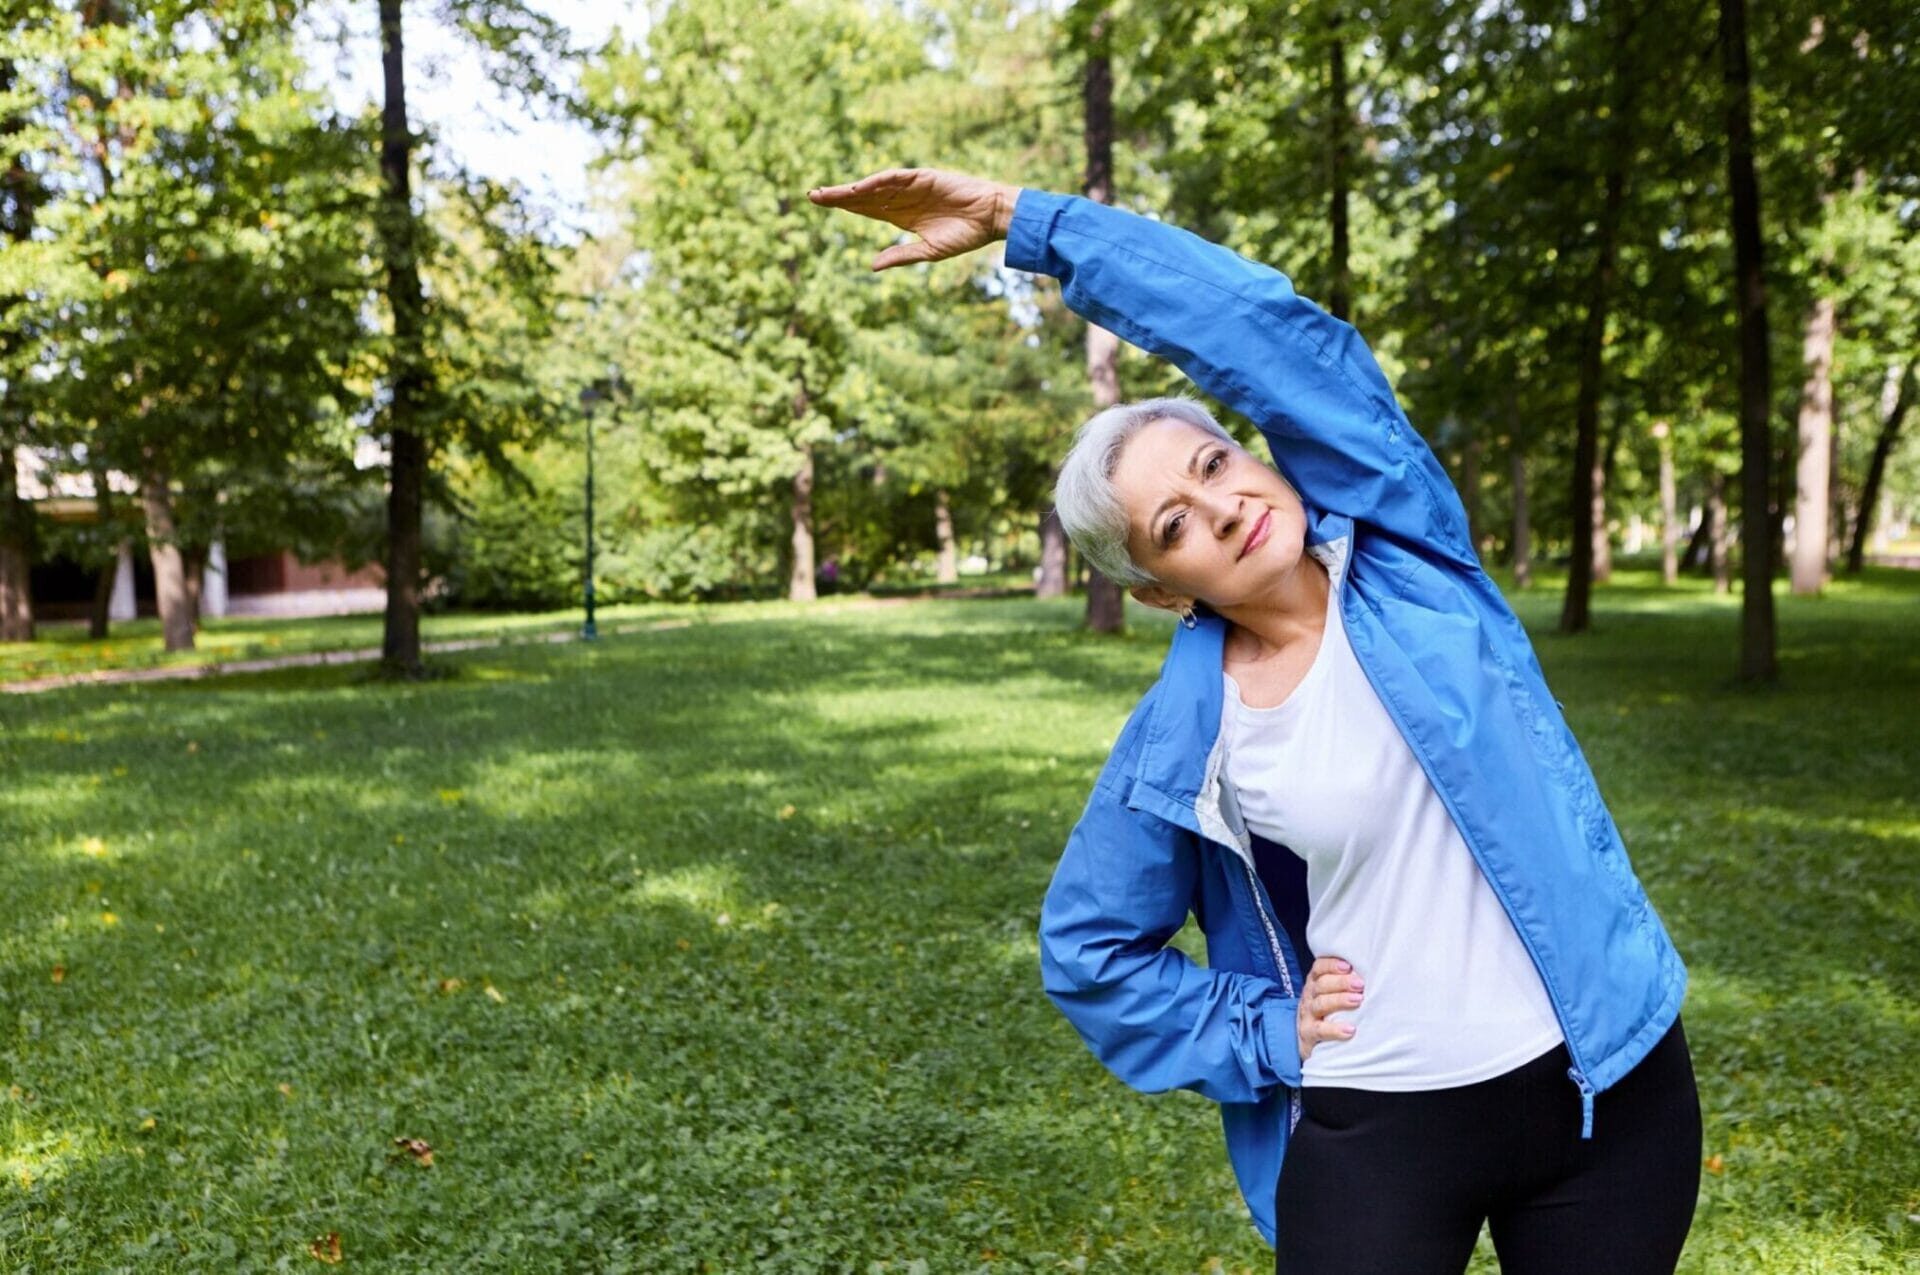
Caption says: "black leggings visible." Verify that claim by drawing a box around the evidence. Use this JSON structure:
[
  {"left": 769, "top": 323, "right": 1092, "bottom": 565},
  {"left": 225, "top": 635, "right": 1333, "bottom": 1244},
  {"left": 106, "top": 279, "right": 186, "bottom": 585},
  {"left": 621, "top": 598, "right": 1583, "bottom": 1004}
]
[{"left": 1274, "top": 1016, "right": 1700, "bottom": 1275}]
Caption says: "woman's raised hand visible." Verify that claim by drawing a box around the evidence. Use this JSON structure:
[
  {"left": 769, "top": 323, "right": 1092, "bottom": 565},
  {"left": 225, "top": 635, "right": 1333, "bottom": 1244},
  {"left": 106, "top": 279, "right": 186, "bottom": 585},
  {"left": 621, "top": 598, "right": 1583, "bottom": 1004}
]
[
  {"left": 807, "top": 168, "right": 1019, "bottom": 272},
  {"left": 1298, "top": 955, "right": 1362, "bottom": 1062}
]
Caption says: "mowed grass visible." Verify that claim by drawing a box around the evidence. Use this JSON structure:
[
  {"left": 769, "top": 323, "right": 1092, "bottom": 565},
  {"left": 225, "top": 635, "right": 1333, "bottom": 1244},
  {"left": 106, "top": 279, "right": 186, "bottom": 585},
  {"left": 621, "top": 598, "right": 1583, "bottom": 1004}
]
[{"left": 1, "top": 569, "right": 1915, "bottom": 1272}]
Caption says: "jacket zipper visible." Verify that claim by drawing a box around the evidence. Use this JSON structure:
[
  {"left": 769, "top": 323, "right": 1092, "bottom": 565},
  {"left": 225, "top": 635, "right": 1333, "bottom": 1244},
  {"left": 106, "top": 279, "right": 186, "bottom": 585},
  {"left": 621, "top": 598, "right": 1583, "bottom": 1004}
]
[
  {"left": 1237, "top": 855, "right": 1305, "bottom": 1134},
  {"left": 1329, "top": 551, "right": 1601, "bottom": 1140}
]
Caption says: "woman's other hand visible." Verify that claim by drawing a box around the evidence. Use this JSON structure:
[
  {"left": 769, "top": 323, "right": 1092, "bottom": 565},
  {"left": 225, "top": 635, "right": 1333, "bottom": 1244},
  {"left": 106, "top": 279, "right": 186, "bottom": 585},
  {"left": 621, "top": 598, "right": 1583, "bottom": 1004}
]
[
  {"left": 1298, "top": 956, "right": 1362, "bottom": 1062},
  {"left": 807, "top": 168, "right": 1018, "bottom": 271}
]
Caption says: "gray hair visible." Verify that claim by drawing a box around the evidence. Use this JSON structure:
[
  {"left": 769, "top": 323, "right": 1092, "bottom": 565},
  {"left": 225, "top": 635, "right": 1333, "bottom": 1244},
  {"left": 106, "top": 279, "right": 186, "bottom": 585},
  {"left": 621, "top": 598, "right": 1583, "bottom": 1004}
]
[{"left": 1052, "top": 395, "right": 1238, "bottom": 588}]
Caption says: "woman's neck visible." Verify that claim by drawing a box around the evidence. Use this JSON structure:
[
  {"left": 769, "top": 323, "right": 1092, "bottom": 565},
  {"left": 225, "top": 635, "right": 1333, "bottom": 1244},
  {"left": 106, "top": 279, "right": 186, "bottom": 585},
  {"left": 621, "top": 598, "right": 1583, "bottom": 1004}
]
[{"left": 1216, "top": 550, "right": 1331, "bottom": 663}]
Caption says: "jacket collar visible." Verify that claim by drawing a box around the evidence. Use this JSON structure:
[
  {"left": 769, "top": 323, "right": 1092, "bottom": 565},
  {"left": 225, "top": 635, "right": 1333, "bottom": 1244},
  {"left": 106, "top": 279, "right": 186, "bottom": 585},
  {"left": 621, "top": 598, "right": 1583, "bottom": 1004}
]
[{"left": 1124, "top": 507, "right": 1356, "bottom": 862}]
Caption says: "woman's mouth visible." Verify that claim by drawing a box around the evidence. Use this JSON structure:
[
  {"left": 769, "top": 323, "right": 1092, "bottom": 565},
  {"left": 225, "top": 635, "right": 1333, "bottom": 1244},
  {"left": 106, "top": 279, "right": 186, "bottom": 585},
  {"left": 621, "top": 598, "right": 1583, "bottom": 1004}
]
[{"left": 1239, "top": 509, "right": 1271, "bottom": 561}]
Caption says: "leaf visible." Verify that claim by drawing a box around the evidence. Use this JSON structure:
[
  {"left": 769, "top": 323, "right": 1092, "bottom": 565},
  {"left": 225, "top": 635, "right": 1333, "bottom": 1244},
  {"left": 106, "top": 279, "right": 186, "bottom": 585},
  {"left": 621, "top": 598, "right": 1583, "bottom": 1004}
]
[
  {"left": 50, "top": 965, "right": 64, "bottom": 984},
  {"left": 307, "top": 1232, "right": 343, "bottom": 1264},
  {"left": 392, "top": 1137, "right": 434, "bottom": 1167},
  {"left": 1704, "top": 1154, "right": 1725, "bottom": 1175},
  {"left": 483, "top": 983, "right": 506, "bottom": 1003}
]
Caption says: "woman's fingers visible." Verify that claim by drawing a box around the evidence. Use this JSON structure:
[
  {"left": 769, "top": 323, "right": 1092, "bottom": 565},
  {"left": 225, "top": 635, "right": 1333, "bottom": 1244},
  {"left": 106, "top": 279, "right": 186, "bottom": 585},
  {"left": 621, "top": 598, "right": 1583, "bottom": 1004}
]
[
  {"left": 871, "top": 238, "right": 938, "bottom": 272},
  {"left": 1297, "top": 955, "right": 1361, "bottom": 1059}
]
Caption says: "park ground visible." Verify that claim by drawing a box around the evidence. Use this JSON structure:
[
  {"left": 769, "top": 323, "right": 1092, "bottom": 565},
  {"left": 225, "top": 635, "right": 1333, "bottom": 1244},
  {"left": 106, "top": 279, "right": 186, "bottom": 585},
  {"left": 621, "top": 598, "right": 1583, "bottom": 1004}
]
[{"left": 2, "top": 567, "right": 1916, "bottom": 1271}]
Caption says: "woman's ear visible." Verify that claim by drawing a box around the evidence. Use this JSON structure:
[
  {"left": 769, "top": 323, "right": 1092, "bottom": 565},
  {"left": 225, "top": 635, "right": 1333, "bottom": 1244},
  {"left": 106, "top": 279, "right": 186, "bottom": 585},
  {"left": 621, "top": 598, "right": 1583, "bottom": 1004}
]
[{"left": 1129, "top": 583, "right": 1186, "bottom": 613}]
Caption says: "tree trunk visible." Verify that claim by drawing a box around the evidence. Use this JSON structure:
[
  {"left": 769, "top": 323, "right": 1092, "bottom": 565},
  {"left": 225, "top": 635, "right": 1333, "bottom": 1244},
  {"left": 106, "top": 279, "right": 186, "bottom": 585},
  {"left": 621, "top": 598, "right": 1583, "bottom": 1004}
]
[
  {"left": 1081, "top": 5, "right": 1124, "bottom": 634},
  {"left": 1, "top": 58, "right": 37, "bottom": 643},
  {"left": 787, "top": 446, "right": 816, "bottom": 601},
  {"left": 1847, "top": 360, "right": 1912, "bottom": 572},
  {"left": 1460, "top": 424, "right": 1483, "bottom": 557},
  {"left": 1720, "top": 0, "right": 1777, "bottom": 679},
  {"left": 183, "top": 545, "right": 205, "bottom": 622},
  {"left": 1790, "top": 294, "right": 1836, "bottom": 593},
  {"left": 1591, "top": 424, "right": 1614, "bottom": 585},
  {"left": 1326, "top": 8, "right": 1351, "bottom": 323},
  {"left": 140, "top": 465, "right": 195, "bottom": 652},
  {"left": 378, "top": 0, "right": 431, "bottom": 674},
  {"left": 1560, "top": 3, "right": 1634, "bottom": 634},
  {"left": 933, "top": 488, "right": 958, "bottom": 584},
  {"left": 1654, "top": 422, "right": 1678, "bottom": 585},
  {"left": 1035, "top": 507, "right": 1069, "bottom": 597},
  {"left": 1510, "top": 443, "right": 1531, "bottom": 588},
  {"left": 89, "top": 549, "right": 115, "bottom": 638},
  {"left": 1707, "top": 471, "right": 1730, "bottom": 595},
  {"left": 0, "top": 445, "right": 30, "bottom": 642}
]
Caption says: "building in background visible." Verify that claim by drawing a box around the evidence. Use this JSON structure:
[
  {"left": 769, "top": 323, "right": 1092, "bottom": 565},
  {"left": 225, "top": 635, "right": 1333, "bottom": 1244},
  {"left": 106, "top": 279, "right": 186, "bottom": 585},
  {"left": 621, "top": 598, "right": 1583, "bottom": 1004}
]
[{"left": 12, "top": 448, "right": 384, "bottom": 625}]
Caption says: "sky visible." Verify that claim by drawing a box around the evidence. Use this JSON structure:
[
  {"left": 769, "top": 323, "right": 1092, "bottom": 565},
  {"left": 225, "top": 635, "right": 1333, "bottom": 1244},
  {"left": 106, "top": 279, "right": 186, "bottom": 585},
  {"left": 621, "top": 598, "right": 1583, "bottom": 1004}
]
[{"left": 295, "top": 0, "right": 648, "bottom": 241}]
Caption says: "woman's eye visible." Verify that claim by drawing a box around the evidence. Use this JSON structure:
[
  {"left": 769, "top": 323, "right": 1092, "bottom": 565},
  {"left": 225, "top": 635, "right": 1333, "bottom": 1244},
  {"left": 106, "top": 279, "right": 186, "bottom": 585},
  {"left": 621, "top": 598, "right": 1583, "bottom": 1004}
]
[
  {"left": 1206, "top": 452, "right": 1224, "bottom": 476},
  {"left": 1165, "top": 515, "right": 1184, "bottom": 544}
]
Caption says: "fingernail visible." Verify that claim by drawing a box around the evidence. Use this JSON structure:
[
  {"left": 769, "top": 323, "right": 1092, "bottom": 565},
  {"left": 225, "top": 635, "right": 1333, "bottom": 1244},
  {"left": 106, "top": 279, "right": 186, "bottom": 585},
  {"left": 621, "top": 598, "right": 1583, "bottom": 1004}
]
[{"left": 1337, "top": 961, "right": 1351, "bottom": 972}]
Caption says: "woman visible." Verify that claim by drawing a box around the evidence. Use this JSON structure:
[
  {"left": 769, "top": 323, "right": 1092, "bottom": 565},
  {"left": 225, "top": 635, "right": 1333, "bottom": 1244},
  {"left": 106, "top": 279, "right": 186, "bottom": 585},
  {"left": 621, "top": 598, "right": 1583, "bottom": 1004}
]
[{"left": 809, "top": 169, "right": 1701, "bottom": 1273}]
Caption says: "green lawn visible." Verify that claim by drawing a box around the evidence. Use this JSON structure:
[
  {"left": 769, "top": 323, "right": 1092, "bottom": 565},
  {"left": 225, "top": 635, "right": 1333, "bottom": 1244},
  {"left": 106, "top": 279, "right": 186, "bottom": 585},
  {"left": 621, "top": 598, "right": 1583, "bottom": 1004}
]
[{"left": 2, "top": 570, "right": 1915, "bottom": 1271}]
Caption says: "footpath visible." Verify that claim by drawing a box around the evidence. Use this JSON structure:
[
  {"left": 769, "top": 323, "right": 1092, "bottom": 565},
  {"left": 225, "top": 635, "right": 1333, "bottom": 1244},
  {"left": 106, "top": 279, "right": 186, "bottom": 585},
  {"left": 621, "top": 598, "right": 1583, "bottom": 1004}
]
[{"left": 1, "top": 589, "right": 1025, "bottom": 696}]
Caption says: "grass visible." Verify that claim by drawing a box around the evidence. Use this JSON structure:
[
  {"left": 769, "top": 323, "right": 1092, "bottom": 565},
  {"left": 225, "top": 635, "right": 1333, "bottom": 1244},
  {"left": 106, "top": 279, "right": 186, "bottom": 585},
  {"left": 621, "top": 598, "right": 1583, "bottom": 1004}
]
[{"left": 1, "top": 568, "right": 1915, "bottom": 1271}]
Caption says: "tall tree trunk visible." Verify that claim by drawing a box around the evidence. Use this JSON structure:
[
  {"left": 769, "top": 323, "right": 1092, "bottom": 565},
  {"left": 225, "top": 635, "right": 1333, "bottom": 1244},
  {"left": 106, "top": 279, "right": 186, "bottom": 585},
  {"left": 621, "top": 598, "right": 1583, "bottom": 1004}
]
[
  {"left": 1510, "top": 444, "right": 1531, "bottom": 588},
  {"left": 1591, "top": 419, "right": 1616, "bottom": 584},
  {"left": 1460, "top": 423, "right": 1483, "bottom": 556},
  {"left": 1847, "top": 360, "right": 1912, "bottom": 572},
  {"left": 789, "top": 446, "right": 816, "bottom": 601},
  {"left": 1654, "top": 421, "right": 1678, "bottom": 585},
  {"left": 1035, "top": 507, "right": 1069, "bottom": 597},
  {"left": 1560, "top": 2, "right": 1635, "bottom": 633},
  {"left": 1081, "top": 5, "right": 1124, "bottom": 634},
  {"left": 140, "top": 464, "right": 194, "bottom": 652},
  {"left": 1, "top": 58, "right": 38, "bottom": 643},
  {"left": 933, "top": 488, "right": 958, "bottom": 585},
  {"left": 378, "top": 0, "right": 431, "bottom": 674},
  {"left": 1326, "top": 6, "right": 1351, "bottom": 323},
  {"left": 89, "top": 548, "right": 115, "bottom": 638},
  {"left": 1720, "top": 0, "right": 1777, "bottom": 680},
  {"left": 0, "top": 444, "right": 30, "bottom": 642},
  {"left": 1790, "top": 294, "right": 1836, "bottom": 593},
  {"left": 1707, "top": 471, "right": 1730, "bottom": 595}
]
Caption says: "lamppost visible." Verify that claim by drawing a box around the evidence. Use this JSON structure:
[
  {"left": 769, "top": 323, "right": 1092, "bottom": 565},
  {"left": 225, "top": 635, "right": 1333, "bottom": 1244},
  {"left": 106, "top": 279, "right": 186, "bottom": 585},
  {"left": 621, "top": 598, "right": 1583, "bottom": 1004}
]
[{"left": 578, "top": 381, "right": 608, "bottom": 640}]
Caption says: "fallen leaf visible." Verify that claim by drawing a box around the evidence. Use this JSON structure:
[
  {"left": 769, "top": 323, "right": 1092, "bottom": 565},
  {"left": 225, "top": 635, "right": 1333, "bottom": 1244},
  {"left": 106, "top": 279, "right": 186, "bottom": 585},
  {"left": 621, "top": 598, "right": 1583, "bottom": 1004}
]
[
  {"left": 437, "top": 977, "right": 465, "bottom": 994},
  {"left": 138, "top": 1116, "right": 156, "bottom": 1132},
  {"left": 81, "top": 836, "right": 108, "bottom": 857},
  {"left": 277, "top": 1083, "right": 294, "bottom": 1098},
  {"left": 100, "top": 912, "right": 119, "bottom": 927},
  {"left": 392, "top": 1137, "right": 434, "bottom": 1167},
  {"left": 483, "top": 983, "right": 505, "bottom": 1004},
  {"left": 50, "top": 965, "right": 64, "bottom": 984},
  {"left": 1704, "top": 1154, "right": 1725, "bottom": 1175},
  {"left": 185, "top": 740, "right": 199, "bottom": 754},
  {"left": 308, "top": 1232, "right": 342, "bottom": 1264},
  {"left": 675, "top": 938, "right": 691, "bottom": 951},
  {"left": 777, "top": 803, "right": 796, "bottom": 820}
]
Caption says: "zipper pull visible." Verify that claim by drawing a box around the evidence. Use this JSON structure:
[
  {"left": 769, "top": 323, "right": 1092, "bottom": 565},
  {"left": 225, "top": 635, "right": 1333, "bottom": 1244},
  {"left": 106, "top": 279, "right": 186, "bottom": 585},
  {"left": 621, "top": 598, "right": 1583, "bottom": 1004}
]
[{"left": 1567, "top": 1067, "right": 1595, "bottom": 1140}]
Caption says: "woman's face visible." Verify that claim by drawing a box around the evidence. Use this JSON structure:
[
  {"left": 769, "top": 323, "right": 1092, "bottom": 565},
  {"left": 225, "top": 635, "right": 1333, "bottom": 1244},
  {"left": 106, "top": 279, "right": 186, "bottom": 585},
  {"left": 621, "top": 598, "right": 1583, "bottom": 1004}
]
[{"left": 1113, "top": 419, "right": 1310, "bottom": 612}]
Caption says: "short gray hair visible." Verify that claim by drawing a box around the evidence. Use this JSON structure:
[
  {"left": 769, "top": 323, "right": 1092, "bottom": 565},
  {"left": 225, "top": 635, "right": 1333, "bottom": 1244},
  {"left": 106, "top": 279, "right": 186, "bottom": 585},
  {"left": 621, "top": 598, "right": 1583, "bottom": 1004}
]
[{"left": 1052, "top": 394, "right": 1237, "bottom": 588}]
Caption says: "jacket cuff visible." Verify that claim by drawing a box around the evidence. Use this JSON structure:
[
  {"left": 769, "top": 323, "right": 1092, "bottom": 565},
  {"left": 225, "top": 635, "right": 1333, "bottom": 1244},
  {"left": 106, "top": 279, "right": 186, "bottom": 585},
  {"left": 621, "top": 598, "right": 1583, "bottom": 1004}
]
[
  {"left": 1005, "top": 188, "right": 1071, "bottom": 275},
  {"left": 1262, "top": 992, "right": 1305, "bottom": 1089}
]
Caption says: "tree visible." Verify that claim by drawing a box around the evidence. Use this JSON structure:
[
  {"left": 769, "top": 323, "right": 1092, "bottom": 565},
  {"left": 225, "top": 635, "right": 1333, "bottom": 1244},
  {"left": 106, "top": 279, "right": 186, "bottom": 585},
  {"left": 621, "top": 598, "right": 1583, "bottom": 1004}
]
[
  {"left": 584, "top": 0, "right": 932, "bottom": 603},
  {"left": 1720, "top": 0, "right": 1778, "bottom": 681},
  {"left": 369, "top": 0, "right": 564, "bottom": 674}
]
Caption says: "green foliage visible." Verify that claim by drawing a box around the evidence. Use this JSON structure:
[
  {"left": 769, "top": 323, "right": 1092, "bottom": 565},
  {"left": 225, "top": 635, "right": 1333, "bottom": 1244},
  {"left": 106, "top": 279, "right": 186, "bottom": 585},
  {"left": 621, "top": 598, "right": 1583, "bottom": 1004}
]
[{"left": 0, "top": 575, "right": 1915, "bottom": 1269}]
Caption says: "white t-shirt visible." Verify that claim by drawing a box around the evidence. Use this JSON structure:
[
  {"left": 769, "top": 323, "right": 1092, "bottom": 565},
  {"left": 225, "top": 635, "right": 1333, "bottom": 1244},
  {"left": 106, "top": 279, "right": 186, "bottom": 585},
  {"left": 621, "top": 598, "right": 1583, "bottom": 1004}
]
[{"left": 1220, "top": 563, "right": 1564, "bottom": 1090}]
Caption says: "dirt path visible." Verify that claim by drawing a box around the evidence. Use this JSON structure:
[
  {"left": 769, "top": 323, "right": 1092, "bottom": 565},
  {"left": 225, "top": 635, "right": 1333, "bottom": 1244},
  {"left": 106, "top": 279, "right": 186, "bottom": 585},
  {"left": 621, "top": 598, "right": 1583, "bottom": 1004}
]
[{"left": 1, "top": 589, "right": 1025, "bottom": 695}]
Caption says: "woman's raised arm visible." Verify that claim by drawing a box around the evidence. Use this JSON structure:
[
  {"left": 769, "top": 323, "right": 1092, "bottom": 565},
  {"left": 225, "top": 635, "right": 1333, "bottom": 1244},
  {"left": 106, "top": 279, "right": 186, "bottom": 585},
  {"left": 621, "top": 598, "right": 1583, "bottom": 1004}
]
[{"left": 809, "top": 167, "right": 1476, "bottom": 566}]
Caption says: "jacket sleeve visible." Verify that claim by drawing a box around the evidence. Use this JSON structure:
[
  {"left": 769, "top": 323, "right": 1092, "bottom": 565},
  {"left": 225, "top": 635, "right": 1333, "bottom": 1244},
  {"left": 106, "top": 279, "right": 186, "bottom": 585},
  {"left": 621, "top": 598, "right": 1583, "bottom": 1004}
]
[
  {"left": 1038, "top": 774, "right": 1303, "bottom": 1105},
  {"left": 1004, "top": 188, "right": 1477, "bottom": 568}
]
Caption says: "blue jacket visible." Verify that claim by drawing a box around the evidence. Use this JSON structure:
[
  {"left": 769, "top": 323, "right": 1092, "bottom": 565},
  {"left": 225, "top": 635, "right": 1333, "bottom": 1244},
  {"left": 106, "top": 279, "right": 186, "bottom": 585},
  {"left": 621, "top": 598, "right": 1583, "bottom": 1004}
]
[{"left": 1010, "top": 189, "right": 1689, "bottom": 1249}]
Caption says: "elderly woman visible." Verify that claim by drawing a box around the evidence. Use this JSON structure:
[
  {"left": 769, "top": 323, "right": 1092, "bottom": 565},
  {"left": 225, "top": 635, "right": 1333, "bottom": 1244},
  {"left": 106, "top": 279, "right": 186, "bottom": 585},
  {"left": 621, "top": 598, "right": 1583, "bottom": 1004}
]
[{"left": 810, "top": 169, "right": 1700, "bottom": 1274}]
